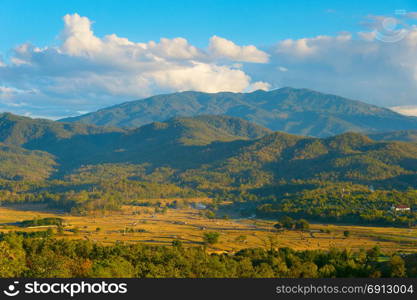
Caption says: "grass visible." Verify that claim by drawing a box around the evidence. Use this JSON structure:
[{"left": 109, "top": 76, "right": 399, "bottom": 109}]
[{"left": 0, "top": 203, "right": 416, "bottom": 254}]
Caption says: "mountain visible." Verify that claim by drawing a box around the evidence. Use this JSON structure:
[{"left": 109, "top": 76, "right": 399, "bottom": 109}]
[
  {"left": 0, "top": 112, "right": 123, "bottom": 147},
  {"left": 176, "top": 131, "right": 417, "bottom": 189},
  {"left": 0, "top": 113, "right": 270, "bottom": 172},
  {"left": 0, "top": 143, "right": 56, "bottom": 181},
  {"left": 368, "top": 130, "right": 417, "bottom": 142},
  {"left": 60, "top": 87, "right": 417, "bottom": 137},
  {"left": 3, "top": 112, "right": 417, "bottom": 189},
  {"left": 127, "top": 115, "right": 271, "bottom": 146}
]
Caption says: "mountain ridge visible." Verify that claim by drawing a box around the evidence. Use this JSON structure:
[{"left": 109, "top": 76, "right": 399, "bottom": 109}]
[
  {"left": 60, "top": 87, "right": 417, "bottom": 137},
  {"left": 2, "top": 112, "right": 417, "bottom": 190}
]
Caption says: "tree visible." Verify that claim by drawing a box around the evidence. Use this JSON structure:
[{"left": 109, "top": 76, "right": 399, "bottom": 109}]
[
  {"left": 235, "top": 235, "right": 247, "bottom": 243},
  {"left": 205, "top": 210, "right": 216, "bottom": 219},
  {"left": 367, "top": 246, "right": 381, "bottom": 262},
  {"left": 25, "top": 249, "right": 73, "bottom": 277},
  {"left": 91, "top": 257, "right": 135, "bottom": 278},
  {"left": 295, "top": 219, "right": 310, "bottom": 231},
  {"left": 390, "top": 255, "right": 406, "bottom": 277},
  {"left": 343, "top": 230, "right": 350, "bottom": 238},
  {"left": 273, "top": 222, "right": 283, "bottom": 230},
  {"left": 280, "top": 216, "right": 294, "bottom": 229},
  {"left": 203, "top": 232, "right": 220, "bottom": 245},
  {"left": 0, "top": 241, "right": 26, "bottom": 277},
  {"left": 46, "top": 228, "right": 54, "bottom": 237},
  {"left": 319, "top": 264, "right": 336, "bottom": 277},
  {"left": 172, "top": 239, "right": 183, "bottom": 248},
  {"left": 57, "top": 225, "right": 64, "bottom": 235}
]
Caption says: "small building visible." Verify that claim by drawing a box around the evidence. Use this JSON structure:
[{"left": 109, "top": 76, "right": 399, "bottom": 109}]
[
  {"left": 391, "top": 205, "right": 411, "bottom": 212},
  {"left": 194, "top": 203, "right": 207, "bottom": 210}
]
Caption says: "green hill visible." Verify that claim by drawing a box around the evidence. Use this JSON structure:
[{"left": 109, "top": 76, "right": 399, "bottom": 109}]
[
  {"left": 368, "top": 130, "right": 417, "bottom": 142},
  {"left": 3, "top": 113, "right": 417, "bottom": 226},
  {"left": 0, "top": 113, "right": 270, "bottom": 172},
  {"left": 0, "top": 143, "right": 56, "bottom": 181},
  {"left": 60, "top": 88, "right": 417, "bottom": 137},
  {"left": 172, "top": 132, "right": 417, "bottom": 190},
  {"left": 2, "top": 112, "right": 417, "bottom": 189},
  {"left": 0, "top": 112, "right": 123, "bottom": 147}
]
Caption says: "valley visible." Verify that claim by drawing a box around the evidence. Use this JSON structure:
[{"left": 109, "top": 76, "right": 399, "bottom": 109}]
[
  {"left": 1, "top": 88, "right": 417, "bottom": 277},
  {"left": 1, "top": 203, "right": 417, "bottom": 254}
]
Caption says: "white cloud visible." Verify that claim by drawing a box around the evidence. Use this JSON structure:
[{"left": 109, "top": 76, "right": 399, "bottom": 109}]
[
  {"left": 0, "top": 13, "right": 269, "bottom": 117},
  {"left": 2, "top": 12, "right": 417, "bottom": 118},
  {"left": 255, "top": 28, "right": 417, "bottom": 107},
  {"left": 246, "top": 81, "right": 271, "bottom": 92},
  {"left": 149, "top": 62, "right": 252, "bottom": 93},
  {"left": 61, "top": 13, "right": 102, "bottom": 55},
  {"left": 390, "top": 106, "right": 417, "bottom": 116},
  {"left": 209, "top": 36, "right": 269, "bottom": 63}
]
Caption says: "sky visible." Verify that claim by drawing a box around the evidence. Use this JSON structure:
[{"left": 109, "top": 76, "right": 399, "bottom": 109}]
[{"left": 1, "top": 0, "right": 417, "bottom": 118}]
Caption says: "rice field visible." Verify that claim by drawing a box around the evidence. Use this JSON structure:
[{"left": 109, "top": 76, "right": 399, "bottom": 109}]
[{"left": 0, "top": 203, "right": 417, "bottom": 254}]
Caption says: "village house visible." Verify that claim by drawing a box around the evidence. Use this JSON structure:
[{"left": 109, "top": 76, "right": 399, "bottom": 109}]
[{"left": 391, "top": 204, "right": 411, "bottom": 212}]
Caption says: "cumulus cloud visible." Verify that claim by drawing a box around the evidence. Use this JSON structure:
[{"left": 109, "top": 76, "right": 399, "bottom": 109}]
[
  {"left": 0, "top": 13, "right": 268, "bottom": 117},
  {"left": 390, "top": 105, "right": 417, "bottom": 116},
  {"left": 2, "top": 12, "right": 417, "bottom": 118},
  {"left": 209, "top": 36, "right": 269, "bottom": 63},
  {"left": 254, "top": 26, "right": 417, "bottom": 108},
  {"left": 61, "top": 13, "right": 102, "bottom": 55}
]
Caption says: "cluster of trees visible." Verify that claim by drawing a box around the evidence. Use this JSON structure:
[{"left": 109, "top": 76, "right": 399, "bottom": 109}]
[
  {"left": 250, "top": 183, "right": 417, "bottom": 227},
  {"left": 0, "top": 231, "right": 414, "bottom": 278},
  {"left": 274, "top": 216, "right": 310, "bottom": 231},
  {"left": 0, "top": 175, "right": 204, "bottom": 214},
  {"left": 2, "top": 176, "right": 417, "bottom": 229},
  {"left": 4, "top": 113, "right": 417, "bottom": 222},
  {"left": 18, "top": 218, "right": 63, "bottom": 228}
]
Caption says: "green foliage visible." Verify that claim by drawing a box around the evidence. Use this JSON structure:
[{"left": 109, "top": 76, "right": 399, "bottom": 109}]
[
  {"left": 60, "top": 88, "right": 417, "bottom": 137},
  {"left": 203, "top": 232, "right": 220, "bottom": 245},
  {"left": 369, "top": 130, "right": 417, "bottom": 143},
  {"left": 0, "top": 143, "right": 56, "bottom": 181},
  {"left": 295, "top": 219, "right": 310, "bottom": 231},
  {"left": 19, "top": 218, "right": 63, "bottom": 228},
  {"left": 389, "top": 255, "right": 406, "bottom": 277},
  {"left": 280, "top": 216, "right": 295, "bottom": 229},
  {"left": 3, "top": 111, "right": 417, "bottom": 223},
  {"left": 0, "top": 232, "right": 413, "bottom": 278},
  {"left": 253, "top": 183, "right": 417, "bottom": 227},
  {"left": 0, "top": 241, "right": 26, "bottom": 277},
  {"left": 172, "top": 239, "right": 183, "bottom": 248}
]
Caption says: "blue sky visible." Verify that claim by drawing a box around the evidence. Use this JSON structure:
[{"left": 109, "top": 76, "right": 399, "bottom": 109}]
[
  {"left": 1, "top": 0, "right": 414, "bottom": 52},
  {"left": 1, "top": 0, "right": 417, "bottom": 118}
]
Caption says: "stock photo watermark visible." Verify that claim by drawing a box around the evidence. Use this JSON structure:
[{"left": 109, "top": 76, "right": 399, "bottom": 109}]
[
  {"left": 2, "top": 281, "right": 128, "bottom": 298},
  {"left": 374, "top": 9, "right": 411, "bottom": 43}
]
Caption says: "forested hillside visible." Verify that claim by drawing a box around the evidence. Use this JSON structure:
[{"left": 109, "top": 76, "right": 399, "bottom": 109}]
[
  {"left": 1, "top": 113, "right": 417, "bottom": 226},
  {"left": 60, "top": 88, "right": 417, "bottom": 137}
]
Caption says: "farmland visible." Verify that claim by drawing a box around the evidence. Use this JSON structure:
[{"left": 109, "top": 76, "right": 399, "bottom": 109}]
[{"left": 1, "top": 201, "right": 417, "bottom": 254}]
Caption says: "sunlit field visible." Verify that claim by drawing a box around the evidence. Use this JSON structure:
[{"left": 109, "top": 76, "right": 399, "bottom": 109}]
[{"left": 1, "top": 202, "right": 417, "bottom": 254}]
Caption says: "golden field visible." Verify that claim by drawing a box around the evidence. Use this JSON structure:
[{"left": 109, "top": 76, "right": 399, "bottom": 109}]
[{"left": 0, "top": 201, "right": 417, "bottom": 254}]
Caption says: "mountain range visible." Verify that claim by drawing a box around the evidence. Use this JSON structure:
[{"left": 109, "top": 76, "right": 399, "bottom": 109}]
[
  {"left": 1, "top": 111, "right": 417, "bottom": 190},
  {"left": 61, "top": 87, "right": 417, "bottom": 137}
]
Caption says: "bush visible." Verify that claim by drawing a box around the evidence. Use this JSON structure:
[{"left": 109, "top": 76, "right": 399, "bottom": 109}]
[
  {"left": 19, "top": 218, "right": 63, "bottom": 228},
  {"left": 280, "top": 216, "right": 295, "bottom": 229},
  {"left": 203, "top": 232, "right": 220, "bottom": 245},
  {"left": 295, "top": 219, "right": 310, "bottom": 231},
  {"left": 172, "top": 239, "right": 183, "bottom": 248}
]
